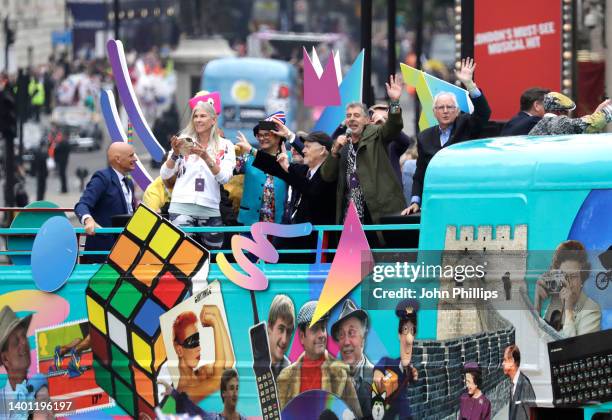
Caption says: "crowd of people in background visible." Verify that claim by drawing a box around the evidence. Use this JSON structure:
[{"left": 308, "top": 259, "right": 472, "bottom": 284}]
[{"left": 1, "top": 47, "right": 177, "bottom": 211}]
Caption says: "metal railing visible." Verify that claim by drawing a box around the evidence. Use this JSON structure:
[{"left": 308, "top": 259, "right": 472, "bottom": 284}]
[{"left": 0, "top": 207, "right": 420, "bottom": 264}]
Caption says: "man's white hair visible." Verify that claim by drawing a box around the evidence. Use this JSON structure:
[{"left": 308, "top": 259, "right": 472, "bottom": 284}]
[{"left": 433, "top": 91, "right": 459, "bottom": 110}]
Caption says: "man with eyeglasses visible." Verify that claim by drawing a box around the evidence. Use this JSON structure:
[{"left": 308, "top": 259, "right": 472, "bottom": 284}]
[
  {"left": 276, "top": 301, "right": 362, "bottom": 417},
  {"left": 403, "top": 58, "right": 491, "bottom": 215},
  {"left": 331, "top": 299, "right": 373, "bottom": 417},
  {"left": 373, "top": 299, "right": 420, "bottom": 419}
]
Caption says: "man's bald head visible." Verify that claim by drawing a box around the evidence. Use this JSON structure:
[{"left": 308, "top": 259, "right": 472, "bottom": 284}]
[{"left": 108, "top": 142, "right": 137, "bottom": 175}]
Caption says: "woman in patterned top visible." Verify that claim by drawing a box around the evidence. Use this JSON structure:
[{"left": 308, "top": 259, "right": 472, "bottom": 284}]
[
  {"left": 161, "top": 101, "right": 236, "bottom": 249},
  {"left": 233, "top": 112, "right": 291, "bottom": 225}
]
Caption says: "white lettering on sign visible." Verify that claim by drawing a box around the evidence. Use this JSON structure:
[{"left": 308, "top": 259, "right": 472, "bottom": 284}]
[{"left": 475, "top": 21, "right": 556, "bottom": 56}]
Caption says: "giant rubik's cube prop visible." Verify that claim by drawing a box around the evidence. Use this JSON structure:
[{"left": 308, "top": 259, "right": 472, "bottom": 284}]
[{"left": 86, "top": 205, "right": 210, "bottom": 417}]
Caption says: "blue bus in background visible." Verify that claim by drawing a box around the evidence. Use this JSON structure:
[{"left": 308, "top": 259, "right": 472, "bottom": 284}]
[{"left": 202, "top": 57, "right": 297, "bottom": 143}]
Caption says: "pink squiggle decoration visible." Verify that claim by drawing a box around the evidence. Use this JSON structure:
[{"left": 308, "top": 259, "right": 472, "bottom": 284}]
[{"left": 217, "top": 222, "right": 312, "bottom": 290}]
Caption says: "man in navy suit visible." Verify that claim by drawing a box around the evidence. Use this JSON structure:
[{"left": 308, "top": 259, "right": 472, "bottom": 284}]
[
  {"left": 501, "top": 87, "right": 549, "bottom": 136},
  {"left": 403, "top": 58, "right": 491, "bottom": 215},
  {"left": 74, "top": 142, "right": 137, "bottom": 263}
]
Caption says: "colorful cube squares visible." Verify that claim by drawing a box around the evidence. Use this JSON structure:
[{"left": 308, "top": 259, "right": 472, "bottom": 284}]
[
  {"left": 113, "top": 375, "right": 135, "bottom": 417},
  {"left": 86, "top": 204, "right": 210, "bottom": 416},
  {"left": 109, "top": 235, "right": 140, "bottom": 272},
  {"left": 86, "top": 295, "right": 107, "bottom": 335},
  {"left": 132, "top": 365, "right": 155, "bottom": 407},
  {"left": 153, "top": 334, "right": 166, "bottom": 372},
  {"left": 170, "top": 240, "right": 204, "bottom": 277},
  {"left": 110, "top": 281, "right": 142, "bottom": 320},
  {"left": 110, "top": 343, "right": 132, "bottom": 386},
  {"left": 134, "top": 299, "right": 165, "bottom": 338},
  {"left": 92, "top": 358, "right": 113, "bottom": 396},
  {"left": 125, "top": 205, "right": 158, "bottom": 241},
  {"left": 107, "top": 312, "right": 129, "bottom": 353},
  {"left": 88, "top": 265, "right": 120, "bottom": 300},
  {"left": 90, "top": 326, "right": 110, "bottom": 365},
  {"left": 132, "top": 332, "right": 152, "bottom": 373},
  {"left": 149, "top": 223, "right": 181, "bottom": 259},
  {"left": 132, "top": 250, "right": 163, "bottom": 287},
  {"left": 137, "top": 395, "right": 157, "bottom": 419},
  {"left": 153, "top": 272, "right": 186, "bottom": 308}
]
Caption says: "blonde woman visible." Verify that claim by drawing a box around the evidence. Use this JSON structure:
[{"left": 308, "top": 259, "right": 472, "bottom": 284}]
[{"left": 161, "top": 101, "right": 235, "bottom": 249}]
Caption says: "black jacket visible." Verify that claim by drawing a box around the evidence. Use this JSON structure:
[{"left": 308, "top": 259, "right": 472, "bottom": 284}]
[
  {"left": 252, "top": 152, "right": 336, "bottom": 226},
  {"left": 501, "top": 111, "right": 541, "bottom": 136},
  {"left": 412, "top": 93, "right": 491, "bottom": 200}
]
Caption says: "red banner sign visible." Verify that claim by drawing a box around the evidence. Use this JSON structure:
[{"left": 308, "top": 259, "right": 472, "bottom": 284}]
[{"left": 474, "top": 0, "right": 562, "bottom": 121}]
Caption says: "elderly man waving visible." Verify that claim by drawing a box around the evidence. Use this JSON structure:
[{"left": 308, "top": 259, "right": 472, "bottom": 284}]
[{"left": 403, "top": 58, "right": 491, "bottom": 215}]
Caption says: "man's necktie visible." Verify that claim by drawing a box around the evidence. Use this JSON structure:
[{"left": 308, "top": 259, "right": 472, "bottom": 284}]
[{"left": 122, "top": 177, "right": 133, "bottom": 215}]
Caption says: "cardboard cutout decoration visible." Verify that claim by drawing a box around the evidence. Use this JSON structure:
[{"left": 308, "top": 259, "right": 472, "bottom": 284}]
[
  {"left": 311, "top": 201, "right": 373, "bottom": 326},
  {"left": 159, "top": 280, "right": 235, "bottom": 403},
  {"left": 36, "top": 319, "right": 114, "bottom": 415},
  {"left": 86, "top": 205, "right": 210, "bottom": 417},
  {"left": 303, "top": 48, "right": 341, "bottom": 107},
  {"left": 400, "top": 63, "right": 474, "bottom": 131},
  {"left": 31, "top": 216, "right": 78, "bottom": 292},
  {"left": 106, "top": 39, "right": 165, "bottom": 162},
  {"left": 312, "top": 50, "right": 364, "bottom": 135}
]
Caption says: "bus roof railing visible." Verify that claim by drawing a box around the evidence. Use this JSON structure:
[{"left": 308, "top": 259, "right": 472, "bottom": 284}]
[{"left": 0, "top": 223, "right": 420, "bottom": 264}]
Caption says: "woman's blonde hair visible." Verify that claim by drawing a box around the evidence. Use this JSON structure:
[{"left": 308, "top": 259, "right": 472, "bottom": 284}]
[{"left": 181, "top": 101, "right": 221, "bottom": 155}]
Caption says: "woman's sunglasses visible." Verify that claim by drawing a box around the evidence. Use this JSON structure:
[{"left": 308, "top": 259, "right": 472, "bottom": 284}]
[{"left": 176, "top": 332, "right": 200, "bottom": 349}]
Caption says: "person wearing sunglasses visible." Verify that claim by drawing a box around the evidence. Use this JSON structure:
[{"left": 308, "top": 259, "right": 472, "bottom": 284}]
[
  {"left": 403, "top": 57, "right": 491, "bottom": 216},
  {"left": 172, "top": 306, "right": 235, "bottom": 403}
]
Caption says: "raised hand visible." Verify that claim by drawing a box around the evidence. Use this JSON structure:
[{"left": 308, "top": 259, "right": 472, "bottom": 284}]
[
  {"left": 236, "top": 131, "right": 252, "bottom": 155},
  {"left": 277, "top": 142, "right": 289, "bottom": 172},
  {"left": 270, "top": 117, "right": 292, "bottom": 139},
  {"left": 455, "top": 57, "right": 476, "bottom": 87},
  {"left": 385, "top": 74, "right": 404, "bottom": 102},
  {"left": 594, "top": 98, "right": 612, "bottom": 114}
]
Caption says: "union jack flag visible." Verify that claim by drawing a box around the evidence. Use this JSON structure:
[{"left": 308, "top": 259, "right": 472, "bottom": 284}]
[{"left": 265, "top": 111, "right": 286, "bottom": 126}]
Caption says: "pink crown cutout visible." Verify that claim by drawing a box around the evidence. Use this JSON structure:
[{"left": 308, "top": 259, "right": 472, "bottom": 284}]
[
  {"left": 189, "top": 90, "right": 222, "bottom": 114},
  {"left": 303, "top": 47, "right": 342, "bottom": 107}
]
